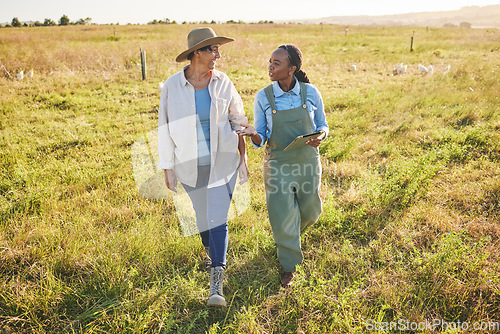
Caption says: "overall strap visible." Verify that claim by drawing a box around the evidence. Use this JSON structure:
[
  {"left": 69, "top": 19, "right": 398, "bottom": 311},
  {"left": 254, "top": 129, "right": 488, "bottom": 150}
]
[
  {"left": 299, "top": 81, "right": 308, "bottom": 109},
  {"left": 264, "top": 84, "right": 277, "bottom": 112},
  {"left": 300, "top": 81, "right": 315, "bottom": 131}
]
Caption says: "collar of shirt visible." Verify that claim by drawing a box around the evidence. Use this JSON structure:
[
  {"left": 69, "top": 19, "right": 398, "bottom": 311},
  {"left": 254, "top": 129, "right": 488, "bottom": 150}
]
[
  {"left": 180, "top": 65, "right": 222, "bottom": 87},
  {"left": 272, "top": 77, "right": 300, "bottom": 98}
]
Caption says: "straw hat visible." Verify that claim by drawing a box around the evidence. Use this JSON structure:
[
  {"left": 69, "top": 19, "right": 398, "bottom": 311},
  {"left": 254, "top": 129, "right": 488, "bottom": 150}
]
[{"left": 176, "top": 27, "right": 234, "bottom": 62}]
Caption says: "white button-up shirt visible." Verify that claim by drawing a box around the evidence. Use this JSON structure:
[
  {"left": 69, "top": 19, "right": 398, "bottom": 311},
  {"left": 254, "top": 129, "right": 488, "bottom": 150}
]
[{"left": 158, "top": 67, "right": 248, "bottom": 188}]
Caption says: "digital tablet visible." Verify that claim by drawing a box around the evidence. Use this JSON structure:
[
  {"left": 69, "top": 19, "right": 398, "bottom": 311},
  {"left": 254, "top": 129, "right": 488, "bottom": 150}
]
[{"left": 284, "top": 131, "right": 324, "bottom": 151}]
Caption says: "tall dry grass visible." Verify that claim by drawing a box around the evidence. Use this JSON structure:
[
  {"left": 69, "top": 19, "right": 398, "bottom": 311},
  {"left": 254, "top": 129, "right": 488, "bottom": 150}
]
[{"left": 0, "top": 23, "right": 499, "bottom": 333}]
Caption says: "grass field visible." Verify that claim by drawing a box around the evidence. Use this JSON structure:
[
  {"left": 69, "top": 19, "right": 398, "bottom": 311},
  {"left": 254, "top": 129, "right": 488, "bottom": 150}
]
[{"left": 0, "top": 24, "right": 499, "bottom": 333}]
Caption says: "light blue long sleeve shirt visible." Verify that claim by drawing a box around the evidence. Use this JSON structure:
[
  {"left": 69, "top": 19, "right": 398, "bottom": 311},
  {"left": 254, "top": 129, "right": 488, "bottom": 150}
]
[{"left": 252, "top": 79, "right": 329, "bottom": 148}]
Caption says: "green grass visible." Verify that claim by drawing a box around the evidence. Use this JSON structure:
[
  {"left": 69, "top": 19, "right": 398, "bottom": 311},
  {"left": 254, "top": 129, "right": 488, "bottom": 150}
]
[{"left": 0, "top": 24, "right": 499, "bottom": 333}]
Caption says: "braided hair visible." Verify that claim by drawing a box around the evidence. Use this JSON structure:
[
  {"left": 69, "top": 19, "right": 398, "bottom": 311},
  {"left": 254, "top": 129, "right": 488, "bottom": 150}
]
[{"left": 278, "top": 44, "right": 310, "bottom": 83}]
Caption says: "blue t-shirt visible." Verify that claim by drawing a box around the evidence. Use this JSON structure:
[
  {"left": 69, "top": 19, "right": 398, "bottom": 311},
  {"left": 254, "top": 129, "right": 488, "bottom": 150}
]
[{"left": 195, "top": 87, "right": 211, "bottom": 165}]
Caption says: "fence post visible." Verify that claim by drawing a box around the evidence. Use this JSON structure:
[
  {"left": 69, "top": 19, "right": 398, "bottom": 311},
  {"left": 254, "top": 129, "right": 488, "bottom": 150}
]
[
  {"left": 410, "top": 31, "right": 415, "bottom": 52},
  {"left": 140, "top": 46, "right": 147, "bottom": 80}
]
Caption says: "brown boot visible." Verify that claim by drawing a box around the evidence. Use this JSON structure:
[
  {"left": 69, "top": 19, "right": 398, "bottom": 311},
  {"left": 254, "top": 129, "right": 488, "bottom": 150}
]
[{"left": 281, "top": 271, "right": 296, "bottom": 288}]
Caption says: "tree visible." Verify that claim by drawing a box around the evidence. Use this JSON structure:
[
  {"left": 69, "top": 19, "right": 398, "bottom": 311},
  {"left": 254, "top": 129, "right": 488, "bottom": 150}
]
[
  {"left": 11, "top": 17, "right": 22, "bottom": 27},
  {"left": 34, "top": 21, "right": 43, "bottom": 26},
  {"left": 43, "top": 18, "right": 56, "bottom": 26},
  {"left": 74, "top": 17, "right": 91, "bottom": 25},
  {"left": 59, "top": 15, "right": 70, "bottom": 26}
]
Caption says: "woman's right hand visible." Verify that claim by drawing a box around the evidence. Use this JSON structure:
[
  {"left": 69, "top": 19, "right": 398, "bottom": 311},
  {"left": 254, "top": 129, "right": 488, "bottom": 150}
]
[
  {"left": 164, "top": 169, "right": 177, "bottom": 192},
  {"left": 236, "top": 123, "right": 257, "bottom": 137},
  {"left": 237, "top": 123, "right": 261, "bottom": 146}
]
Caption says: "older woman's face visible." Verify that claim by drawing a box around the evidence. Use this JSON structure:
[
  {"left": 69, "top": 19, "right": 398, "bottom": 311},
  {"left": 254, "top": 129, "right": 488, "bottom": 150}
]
[
  {"left": 196, "top": 44, "right": 221, "bottom": 70},
  {"left": 268, "top": 48, "right": 294, "bottom": 82}
]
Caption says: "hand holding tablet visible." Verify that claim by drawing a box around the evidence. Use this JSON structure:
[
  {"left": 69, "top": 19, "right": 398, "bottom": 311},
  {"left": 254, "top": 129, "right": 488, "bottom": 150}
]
[{"left": 284, "top": 131, "right": 325, "bottom": 150}]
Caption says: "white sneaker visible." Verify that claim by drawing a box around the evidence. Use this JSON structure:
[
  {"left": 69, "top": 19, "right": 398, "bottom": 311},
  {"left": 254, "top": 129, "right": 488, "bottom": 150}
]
[{"left": 207, "top": 266, "right": 226, "bottom": 307}]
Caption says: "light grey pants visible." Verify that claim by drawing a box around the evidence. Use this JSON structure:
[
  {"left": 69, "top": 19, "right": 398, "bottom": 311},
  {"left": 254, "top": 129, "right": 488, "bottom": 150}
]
[{"left": 182, "top": 165, "right": 237, "bottom": 268}]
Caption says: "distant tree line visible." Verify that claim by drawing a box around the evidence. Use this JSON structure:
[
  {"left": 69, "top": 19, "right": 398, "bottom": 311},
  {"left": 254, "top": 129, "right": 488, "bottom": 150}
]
[
  {"left": 3, "top": 15, "right": 91, "bottom": 28},
  {"left": 443, "top": 22, "right": 472, "bottom": 29},
  {"left": 147, "top": 18, "right": 177, "bottom": 25},
  {"left": 3, "top": 16, "right": 276, "bottom": 27},
  {"left": 147, "top": 18, "right": 273, "bottom": 25}
]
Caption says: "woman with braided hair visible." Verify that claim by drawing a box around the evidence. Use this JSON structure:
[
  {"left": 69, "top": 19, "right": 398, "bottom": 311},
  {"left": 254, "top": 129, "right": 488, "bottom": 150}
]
[{"left": 238, "top": 45, "right": 328, "bottom": 287}]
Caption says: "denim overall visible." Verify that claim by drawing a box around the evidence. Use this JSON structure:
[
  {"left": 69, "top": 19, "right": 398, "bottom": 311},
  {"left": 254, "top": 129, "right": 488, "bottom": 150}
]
[{"left": 263, "top": 82, "right": 322, "bottom": 273}]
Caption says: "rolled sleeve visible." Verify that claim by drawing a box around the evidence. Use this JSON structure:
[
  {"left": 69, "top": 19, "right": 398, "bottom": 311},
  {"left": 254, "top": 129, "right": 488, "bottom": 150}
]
[
  {"left": 252, "top": 90, "right": 268, "bottom": 148},
  {"left": 228, "top": 82, "right": 248, "bottom": 131},
  {"left": 158, "top": 82, "right": 175, "bottom": 170},
  {"left": 309, "top": 84, "right": 329, "bottom": 137}
]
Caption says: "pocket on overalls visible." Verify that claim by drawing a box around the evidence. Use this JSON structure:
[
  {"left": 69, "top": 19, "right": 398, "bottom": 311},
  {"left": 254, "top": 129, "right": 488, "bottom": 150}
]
[{"left": 280, "top": 119, "right": 305, "bottom": 149}]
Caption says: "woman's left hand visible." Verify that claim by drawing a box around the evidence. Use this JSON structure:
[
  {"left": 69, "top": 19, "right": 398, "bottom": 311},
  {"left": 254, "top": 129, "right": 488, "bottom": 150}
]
[
  {"left": 238, "top": 156, "right": 249, "bottom": 185},
  {"left": 306, "top": 131, "right": 325, "bottom": 148}
]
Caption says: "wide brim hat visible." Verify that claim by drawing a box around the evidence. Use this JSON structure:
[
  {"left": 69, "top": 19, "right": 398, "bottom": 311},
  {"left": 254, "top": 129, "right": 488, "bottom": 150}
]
[{"left": 176, "top": 27, "right": 234, "bottom": 62}]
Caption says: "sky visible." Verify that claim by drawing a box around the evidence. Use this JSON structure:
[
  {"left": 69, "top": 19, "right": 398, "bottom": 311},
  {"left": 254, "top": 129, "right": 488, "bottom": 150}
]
[{"left": 1, "top": 0, "right": 499, "bottom": 24}]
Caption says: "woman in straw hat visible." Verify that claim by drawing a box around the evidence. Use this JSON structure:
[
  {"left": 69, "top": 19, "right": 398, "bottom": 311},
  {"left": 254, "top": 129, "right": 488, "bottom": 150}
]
[
  {"left": 158, "top": 27, "right": 248, "bottom": 307},
  {"left": 238, "top": 44, "right": 328, "bottom": 288}
]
